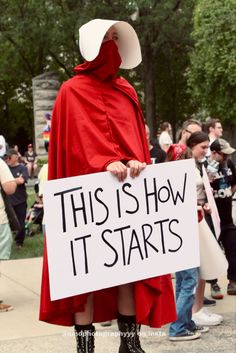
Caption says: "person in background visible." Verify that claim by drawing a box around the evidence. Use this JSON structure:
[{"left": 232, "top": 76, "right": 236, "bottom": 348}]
[
  {"left": 178, "top": 119, "right": 202, "bottom": 146},
  {"left": 167, "top": 125, "right": 208, "bottom": 342},
  {"left": 186, "top": 132, "right": 223, "bottom": 327},
  {"left": 166, "top": 119, "right": 202, "bottom": 162},
  {"left": 158, "top": 122, "right": 173, "bottom": 152},
  {"left": 5, "top": 149, "right": 29, "bottom": 248},
  {"left": 37, "top": 163, "right": 48, "bottom": 234},
  {"left": 0, "top": 158, "right": 16, "bottom": 312},
  {"left": 145, "top": 124, "right": 166, "bottom": 163},
  {"left": 179, "top": 119, "right": 223, "bottom": 302},
  {"left": 39, "top": 18, "right": 176, "bottom": 353},
  {"left": 24, "top": 144, "right": 38, "bottom": 179},
  {"left": 205, "top": 118, "right": 223, "bottom": 144},
  {"left": 156, "top": 126, "right": 161, "bottom": 141},
  {"left": 208, "top": 139, "right": 236, "bottom": 296},
  {"left": 204, "top": 118, "right": 223, "bottom": 159},
  {"left": 167, "top": 120, "right": 217, "bottom": 311},
  {"left": 0, "top": 135, "right": 6, "bottom": 159},
  {"left": 13, "top": 145, "right": 24, "bottom": 164},
  {"left": 203, "top": 119, "right": 224, "bottom": 300},
  {"left": 37, "top": 163, "right": 48, "bottom": 197},
  {"left": 43, "top": 113, "right": 51, "bottom": 153},
  {"left": 25, "top": 182, "right": 43, "bottom": 236}
]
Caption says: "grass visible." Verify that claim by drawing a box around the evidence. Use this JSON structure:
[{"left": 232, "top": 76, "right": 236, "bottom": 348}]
[
  {"left": 11, "top": 232, "right": 44, "bottom": 259},
  {"left": 10, "top": 185, "right": 44, "bottom": 260}
]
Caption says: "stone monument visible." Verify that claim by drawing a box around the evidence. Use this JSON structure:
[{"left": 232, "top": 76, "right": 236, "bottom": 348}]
[{"left": 32, "top": 72, "right": 60, "bottom": 156}]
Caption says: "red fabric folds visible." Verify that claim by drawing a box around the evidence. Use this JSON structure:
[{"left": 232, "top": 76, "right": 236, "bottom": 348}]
[{"left": 39, "top": 42, "right": 176, "bottom": 327}]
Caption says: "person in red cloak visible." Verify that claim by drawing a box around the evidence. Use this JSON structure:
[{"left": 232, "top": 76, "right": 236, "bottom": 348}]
[{"left": 39, "top": 19, "right": 176, "bottom": 353}]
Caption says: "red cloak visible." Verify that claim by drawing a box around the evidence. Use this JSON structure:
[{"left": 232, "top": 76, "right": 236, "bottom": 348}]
[{"left": 39, "top": 41, "right": 176, "bottom": 327}]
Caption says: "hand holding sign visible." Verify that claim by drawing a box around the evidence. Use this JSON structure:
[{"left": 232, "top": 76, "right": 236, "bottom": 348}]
[
  {"left": 126, "top": 160, "right": 146, "bottom": 178},
  {"left": 106, "top": 161, "right": 128, "bottom": 181},
  {"left": 106, "top": 160, "right": 146, "bottom": 181},
  {"left": 44, "top": 159, "right": 200, "bottom": 300}
]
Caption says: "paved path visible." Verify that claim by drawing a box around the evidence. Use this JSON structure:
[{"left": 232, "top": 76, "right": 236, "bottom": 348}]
[{"left": 0, "top": 258, "right": 235, "bottom": 352}]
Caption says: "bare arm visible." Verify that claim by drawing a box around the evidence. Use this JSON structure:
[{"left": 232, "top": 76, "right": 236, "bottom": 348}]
[{"left": 2, "top": 180, "right": 17, "bottom": 195}]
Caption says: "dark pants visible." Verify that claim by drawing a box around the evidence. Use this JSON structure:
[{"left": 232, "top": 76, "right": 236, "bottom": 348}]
[
  {"left": 13, "top": 202, "right": 27, "bottom": 246},
  {"left": 205, "top": 213, "right": 218, "bottom": 285},
  {"left": 205, "top": 213, "right": 236, "bottom": 283},
  {"left": 220, "top": 224, "right": 236, "bottom": 281},
  {"left": 44, "top": 141, "right": 49, "bottom": 153}
]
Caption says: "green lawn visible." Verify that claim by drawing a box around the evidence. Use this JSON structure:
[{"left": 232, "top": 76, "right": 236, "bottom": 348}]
[
  {"left": 11, "top": 232, "right": 44, "bottom": 259},
  {"left": 10, "top": 185, "right": 44, "bottom": 260}
]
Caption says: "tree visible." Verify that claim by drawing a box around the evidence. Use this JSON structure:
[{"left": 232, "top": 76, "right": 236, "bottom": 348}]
[
  {"left": 0, "top": 0, "right": 195, "bottom": 146},
  {"left": 188, "top": 0, "right": 236, "bottom": 122},
  {"left": 133, "top": 0, "right": 195, "bottom": 137},
  {"left": 0, "top": 0, "right": 56, "bottom": 148},
  {"left": 0, "top": 0, "right": 136, "bottom": 148}
]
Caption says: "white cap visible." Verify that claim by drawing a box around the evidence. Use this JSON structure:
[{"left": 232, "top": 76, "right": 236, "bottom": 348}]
[{"left": 79, "top": 19, "right": 142, "bottom": 69}]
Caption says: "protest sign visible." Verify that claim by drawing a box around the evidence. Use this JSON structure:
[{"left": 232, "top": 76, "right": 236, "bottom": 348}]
[{"left": 43, "top": 159, "right": 200, "bottom": 300}]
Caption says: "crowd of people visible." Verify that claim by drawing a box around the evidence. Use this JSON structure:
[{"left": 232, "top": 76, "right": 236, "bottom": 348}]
[
  {"left": 146, "top": 118, "right": 236, "bottom": 342},
  {"left": 0, "top": 147, "right": 47, "bottom": 312},
  {"left": 0, "top": 109, "right": 51, "bottom": 312},
  {"left": 0, "top": 17, "right": 235, "bottom": 353}
]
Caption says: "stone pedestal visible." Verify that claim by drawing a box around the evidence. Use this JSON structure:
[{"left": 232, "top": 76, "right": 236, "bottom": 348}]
[{"left": 32, "top": 72, "right": 60, "bottom": 156}]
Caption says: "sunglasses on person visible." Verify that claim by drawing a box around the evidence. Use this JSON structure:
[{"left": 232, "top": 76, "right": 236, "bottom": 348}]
[{"left": 216, "top": 151, "right": 227, "bottom": 157}]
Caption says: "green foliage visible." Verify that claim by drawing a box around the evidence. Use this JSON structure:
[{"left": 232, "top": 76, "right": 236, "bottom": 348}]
[
  {"left": 154, "top": 0, "right": 196, "bottom": 130},
  {"left": 37, "top": 157, "right": 48, "bottom": 168},
  {"left": 188, "top": 0, "right": 236, "bottom": 122},
  {"left": 0, "top": 0, "right": 200, "bottom": 142},
  {"left": 130, "top": 0, "right": 196, "bottom": 135},
  {"left": 0, "top": 0, "right": 136, "bottom": 145},
  {"left": 155, "top": 47, "right": 196, "bottom": 131}
]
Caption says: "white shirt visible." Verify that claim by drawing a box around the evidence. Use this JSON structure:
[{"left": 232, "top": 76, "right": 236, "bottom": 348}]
[
  {"left": 159, "top": 131, "right": 172, "bottom": 150},
  {"left": 206, "top": 136, "right": 216, "bottom": 158},
  {"left": 0, "top": 159, "right": 15, "bottom": 224},
  {"left": 0, "top": 135, "right": 6, "bottom": 157}
]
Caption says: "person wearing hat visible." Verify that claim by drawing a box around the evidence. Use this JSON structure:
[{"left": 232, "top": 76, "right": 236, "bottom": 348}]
[
  {"left": 39, "top": 19, "right": 176, "bottom": 353},
  {"left": 5, "top": 149, "right": 29, "bottom": 248},
  {"left": 24, "top": 144, "right": 38, "bottom": 179},
  {"left": 207, "top": 138, "right": 236, "bottom": 296}
]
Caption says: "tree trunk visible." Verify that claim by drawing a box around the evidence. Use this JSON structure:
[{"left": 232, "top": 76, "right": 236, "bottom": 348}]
[{"left": 142, "top": 42, "right": 156, "bottom": 139}]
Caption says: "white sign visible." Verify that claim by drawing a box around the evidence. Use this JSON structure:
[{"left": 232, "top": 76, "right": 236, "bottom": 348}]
[{"left": 44, "top": 159, "right": 200, "bottom": 300}]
